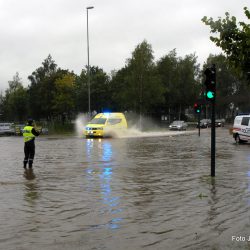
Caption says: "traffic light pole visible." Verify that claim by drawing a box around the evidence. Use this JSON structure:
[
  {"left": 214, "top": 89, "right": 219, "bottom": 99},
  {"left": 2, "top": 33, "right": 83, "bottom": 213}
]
[
  {"left": 204, "top": 64, "right": 216, "bottom": 177},
  {"left": 198, "top": 112, "right": 201, "bottom": 137},
  {"left": 211, "top": 100, "right": 215, "bottom": 177},
  {"left": 194, "top": 102, "right": 201, "bottom": 136},
  {"left": 210, "top": 64, "right": 216, "bottom": 177}
]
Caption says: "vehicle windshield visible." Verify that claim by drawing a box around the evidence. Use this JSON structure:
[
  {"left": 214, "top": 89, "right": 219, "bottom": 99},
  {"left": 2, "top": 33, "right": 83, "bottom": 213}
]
[
  {"left": 107, "top": 118, "right": 122, "bottom": 125},
  {"left": 89, "top": 118, "right": 107, "bottom": 125}
]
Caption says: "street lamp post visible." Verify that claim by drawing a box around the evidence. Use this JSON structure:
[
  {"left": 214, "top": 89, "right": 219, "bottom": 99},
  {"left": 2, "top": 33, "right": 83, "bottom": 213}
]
[{"left": 86, "top": 6, "right": 94, "bottom": 118}]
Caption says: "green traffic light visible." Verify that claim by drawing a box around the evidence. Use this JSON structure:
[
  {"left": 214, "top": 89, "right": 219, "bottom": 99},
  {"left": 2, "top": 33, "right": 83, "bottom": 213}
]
[
  {"left": 197, "top": 109, "right": 200, "bottom": 113},
  {"left": 206, "top": 91, "right": 214, "bottom": 99}
]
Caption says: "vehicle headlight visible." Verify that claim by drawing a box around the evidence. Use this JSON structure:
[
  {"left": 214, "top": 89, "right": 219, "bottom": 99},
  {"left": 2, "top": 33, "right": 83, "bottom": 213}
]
[{"left": 85, "top": 127, "right": 90, "bottom": 131}]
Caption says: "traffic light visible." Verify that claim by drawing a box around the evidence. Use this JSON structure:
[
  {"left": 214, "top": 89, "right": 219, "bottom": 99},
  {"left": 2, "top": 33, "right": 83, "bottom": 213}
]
[
  {"left": 204, "top": 65, "right": 216, "bottom": 101},
  {"left": 194, "top": 103, "right": 201, "bottom": 114}
]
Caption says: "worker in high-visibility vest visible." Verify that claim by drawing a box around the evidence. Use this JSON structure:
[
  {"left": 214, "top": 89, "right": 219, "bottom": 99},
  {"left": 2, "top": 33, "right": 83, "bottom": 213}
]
[{"left": 22, "top": 119, "right": 40, "bottom": 169}]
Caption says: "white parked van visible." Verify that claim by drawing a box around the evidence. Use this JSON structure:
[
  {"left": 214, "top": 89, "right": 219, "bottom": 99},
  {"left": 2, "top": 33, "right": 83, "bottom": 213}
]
[{"left": 232, "top": 114, "right": 250, "bottom": 143}]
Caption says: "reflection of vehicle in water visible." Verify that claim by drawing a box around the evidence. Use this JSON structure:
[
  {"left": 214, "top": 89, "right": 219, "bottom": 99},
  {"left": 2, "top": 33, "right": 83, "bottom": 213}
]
[
  {"left": 169, "top": 120, "right": 187, "bottom": 131},
  {"left": 84, "top": 112, "right": 128, "bottom": 138},
  {"left": 232, "top": 114, "right": 250, "bottom": 143}
]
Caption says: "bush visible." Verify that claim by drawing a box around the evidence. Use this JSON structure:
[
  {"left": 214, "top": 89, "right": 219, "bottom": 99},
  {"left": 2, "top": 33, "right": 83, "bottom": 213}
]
[{"left": 46, "top": 122, "right": 74, "bottom": 135}]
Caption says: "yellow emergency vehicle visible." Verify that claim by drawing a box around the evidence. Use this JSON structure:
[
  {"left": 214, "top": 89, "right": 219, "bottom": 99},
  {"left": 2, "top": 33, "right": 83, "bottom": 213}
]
[{"left": 84, "top": 112, "right": 128, "bottom": 138}]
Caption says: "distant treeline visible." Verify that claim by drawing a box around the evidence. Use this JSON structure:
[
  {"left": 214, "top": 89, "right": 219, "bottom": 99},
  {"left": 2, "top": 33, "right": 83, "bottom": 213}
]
[{"left": 0, "top": 41, "right": 249, "bottom": 124}]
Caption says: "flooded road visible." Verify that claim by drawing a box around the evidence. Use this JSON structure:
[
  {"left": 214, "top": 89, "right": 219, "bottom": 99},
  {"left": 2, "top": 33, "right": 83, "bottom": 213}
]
[{"left": 0, "top": 128, "right": 250, "bottom": 250}]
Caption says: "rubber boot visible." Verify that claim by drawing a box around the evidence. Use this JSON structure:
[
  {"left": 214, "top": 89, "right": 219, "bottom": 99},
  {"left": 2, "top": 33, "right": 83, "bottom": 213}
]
[
  {"left": 28, "top": 159, "right": 33, "bottom": 169},
  {"left": 23, "top": 160, "right": 28, "bottom": 169}
]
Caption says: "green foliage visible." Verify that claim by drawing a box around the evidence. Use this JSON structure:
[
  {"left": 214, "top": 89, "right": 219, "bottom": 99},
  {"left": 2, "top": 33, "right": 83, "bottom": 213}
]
[
  {"left": 47, "top": 121, "right": 74, "bottom": 134},
  {"left": 75, "top": 69, "right": 88, "bottom": 112},
  {"left": 157, "top": 50, "right": 200, "bottom": 117},
  {"left": 202, "top": 7, "right": 250, "bottom": 82},
  {"left": 110, "top": 40, "right": 165, "bottom": 114},
  {"left": 28, "top": 55, "right": 58, "bottom": 119},
  {"left": 203, "top": 54, "right": 250, "bottom": 116},
  {"left": 74, "top": 66, "right": 111, "bottom": 113},
  {"left": 109, "top": 67, "right": 131, "bottom": 111},
  {"left": 2, "top": 72, "right": 27, "bottom": 121},
  {"left": 53, "top": 72, "right": 76, "bottom": 116},
  {"left": 89, "top": 66, "right": 111, "bottom": 112}
]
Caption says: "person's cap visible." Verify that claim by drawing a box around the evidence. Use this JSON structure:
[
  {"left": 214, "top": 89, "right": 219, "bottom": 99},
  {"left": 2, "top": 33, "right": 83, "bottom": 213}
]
[{"left": 27, "top": 118, "right": 34, "bottom": 125}]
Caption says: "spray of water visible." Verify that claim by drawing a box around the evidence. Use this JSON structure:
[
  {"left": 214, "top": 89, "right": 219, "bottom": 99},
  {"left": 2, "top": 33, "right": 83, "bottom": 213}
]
[
  {"left": 75, "top": 113, "right": 89, "bottom": 137},
  {"left": 105, "top": 114, "right": 194, "bottom": 139},
  {"left": 115, "top": 125, "right": 194, "bottom": 139}
]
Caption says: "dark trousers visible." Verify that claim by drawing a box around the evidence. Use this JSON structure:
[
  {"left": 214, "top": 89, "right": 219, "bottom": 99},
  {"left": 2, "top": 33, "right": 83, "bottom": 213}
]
[{"left": 24, "top": 140, "right": 35, "bottom": 168}]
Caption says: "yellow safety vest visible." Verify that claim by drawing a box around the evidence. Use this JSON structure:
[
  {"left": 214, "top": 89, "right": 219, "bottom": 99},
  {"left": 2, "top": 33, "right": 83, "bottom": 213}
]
[{"left": 23, "top": 126, "right": 35, "bottom": 142}]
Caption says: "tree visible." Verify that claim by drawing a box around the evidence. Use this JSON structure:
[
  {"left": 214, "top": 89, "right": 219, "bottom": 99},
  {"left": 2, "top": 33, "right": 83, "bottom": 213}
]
[
  {"left": 0, "top": 92, "right": 4, "bottom": 120},
  {"left": 28, "top": 55, "right": 58, "bottom": 120},
  {"left": 3, "top": 72, "right": 28, "bottom": 121},
  {"left": 203, "top": 54, "right": 242, "bottom": 118},
  {"left": 74, "top": 66, "right": 110, "bottom": 113},
  {"left": 88, "top": 66, "right": 111, "bottom": 112},
  {"left": 157, "top": 50, "right": 200, "bottom": 119},
  {"left": 202, "top": 7, "right": 250, "bottom": 82},
  {"left": 53, "top": 72, "right": 76, "bottom": 121},
  {"left": 111, "top": 40, "right": 165, "bottom": 115},
  {"left": 75, "top": 69, "right": 88, "bottom": 113},
  {"left": 176, "top": 54, "right": 200, "bottom": 108},
  {"left": 109, "top": 67, "right": 130, "bottom": 111}
]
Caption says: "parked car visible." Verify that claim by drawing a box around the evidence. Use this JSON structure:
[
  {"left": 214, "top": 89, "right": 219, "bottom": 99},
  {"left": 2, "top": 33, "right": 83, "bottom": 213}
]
[
  {"left": 169, "top": 120, "right": 188, "bottom": 131},
  {"left": 215, "top": 119, "right": 225, "bottom": 127},
  {"left": 0, "top": 123, "right": 15, "bottom": 135},
  {"left": 41, "top": 127, "right": 49, "bottom": 135},
  {"left": 197, "top": 119, "right": 211, "bottom": 128}
]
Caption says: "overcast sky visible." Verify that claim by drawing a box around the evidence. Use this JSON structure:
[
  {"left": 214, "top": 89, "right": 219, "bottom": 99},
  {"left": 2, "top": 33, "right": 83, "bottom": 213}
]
[{"left": 0, "top": 0, "right": 248, "bottom": 91}]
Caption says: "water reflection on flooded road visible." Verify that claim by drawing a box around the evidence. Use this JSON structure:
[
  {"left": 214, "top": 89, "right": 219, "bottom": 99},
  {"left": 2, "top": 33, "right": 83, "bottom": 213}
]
[{"left": 0, "top": 129, "right": 250, "bottom": 250}]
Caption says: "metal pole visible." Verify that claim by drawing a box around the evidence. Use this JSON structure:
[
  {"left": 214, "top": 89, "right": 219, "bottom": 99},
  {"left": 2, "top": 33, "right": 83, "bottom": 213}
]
[
  {"left": 211, "top": 65, "right": 216, "bottom": 177},
  {"left": 211, "top": 100, "right": 216, "bottom": 176},
  {"left": 198, "top": 112, "right": 200, "bottom": 137},
  {"left": 86, "top": 6, "right": 94, "bottom": 118}
]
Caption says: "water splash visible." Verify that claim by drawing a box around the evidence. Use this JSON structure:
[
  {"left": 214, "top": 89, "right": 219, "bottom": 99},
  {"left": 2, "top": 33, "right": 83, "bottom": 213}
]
[
  {"left": 114, "top": 126, "right": 195, "bottom": 138},
  {"left": 75, "top": 113, "right": 89, "bottom": 137},
  {"left": 115, "top": 114, "right": 195, "bottom": 138}
]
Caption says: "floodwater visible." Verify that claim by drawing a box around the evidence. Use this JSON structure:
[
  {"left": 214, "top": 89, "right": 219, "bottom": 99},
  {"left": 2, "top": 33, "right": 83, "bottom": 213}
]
[{"left": 0, "top": 128, "right": 250, "bottom": 250}]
